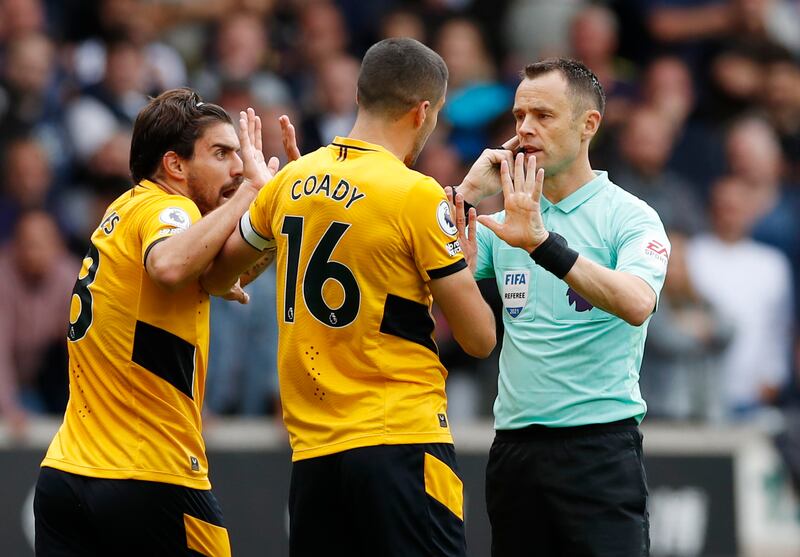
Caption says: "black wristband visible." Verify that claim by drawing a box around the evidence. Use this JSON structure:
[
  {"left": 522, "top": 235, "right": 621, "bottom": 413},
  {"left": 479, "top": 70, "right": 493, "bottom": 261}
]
[
  {"left": 447, "top": 185, "right": 475, "bottom": 217},
  {"left": 529, "top": 232, "right": 579, "bottom": 279}
]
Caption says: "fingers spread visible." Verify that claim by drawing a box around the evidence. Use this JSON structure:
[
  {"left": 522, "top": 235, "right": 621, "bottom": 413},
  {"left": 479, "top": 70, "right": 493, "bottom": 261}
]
[
  {"left": 254, "top": 115, "right": 263, "bottom": 153},
  {"left": 514, "top": 152, "right": 525, "bottom": 193},
  {"left": 499, "top": 159, "right": 513, "bottom": 198}
]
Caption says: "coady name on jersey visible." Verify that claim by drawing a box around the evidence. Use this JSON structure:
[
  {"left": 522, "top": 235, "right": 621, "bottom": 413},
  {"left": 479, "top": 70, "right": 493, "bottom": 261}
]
[{"left": 289, "top": 174, "right": 367, "bottom": 209}]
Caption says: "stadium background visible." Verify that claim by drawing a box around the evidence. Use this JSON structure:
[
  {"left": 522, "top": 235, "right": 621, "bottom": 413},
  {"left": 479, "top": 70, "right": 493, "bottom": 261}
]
[{"left": 0, "top": 0, "right": 799, "bottom": 555}]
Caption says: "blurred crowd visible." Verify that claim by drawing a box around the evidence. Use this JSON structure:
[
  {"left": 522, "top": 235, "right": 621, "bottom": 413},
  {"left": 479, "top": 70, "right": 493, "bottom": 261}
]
[{"left": 0, "top": 0, "right": 799, "bottom": 438}]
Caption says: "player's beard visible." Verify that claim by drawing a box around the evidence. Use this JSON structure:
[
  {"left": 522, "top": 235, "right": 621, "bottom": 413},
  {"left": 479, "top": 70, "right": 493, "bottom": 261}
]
[{"left": 187, "top": 172, "right": 243, "bottom": 215}]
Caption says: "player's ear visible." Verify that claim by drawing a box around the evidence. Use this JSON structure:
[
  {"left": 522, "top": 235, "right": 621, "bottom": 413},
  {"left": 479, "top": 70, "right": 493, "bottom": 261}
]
[
  {"left": 413, "top": 100, "right": 431, "bottom": 129},
  {"left": 162, "top": 151, "right": 185, "bottom": 181}
]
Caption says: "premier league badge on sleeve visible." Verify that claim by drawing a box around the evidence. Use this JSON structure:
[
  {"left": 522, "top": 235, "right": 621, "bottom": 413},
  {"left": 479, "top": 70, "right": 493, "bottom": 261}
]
[
  {"left": 502, "top": 270, "right": 529, "bottom": 318},
  {"left": 159, "top": 207, "right": 191, "bottom": 230},
  {"left": 436, "top": 200, "right": 457, "bottom": 236}
]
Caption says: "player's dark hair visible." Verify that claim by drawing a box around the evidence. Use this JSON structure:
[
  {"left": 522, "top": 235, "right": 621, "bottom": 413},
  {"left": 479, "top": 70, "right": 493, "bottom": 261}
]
[
  {"left": 357, "top": 38, "right": 449, "bottom": 119},
  {"left": 522, "top": 58, "right": 606, "bottom": 116},
  {"left": 129, "top": 88, "right": 232, "bottom": 183}
]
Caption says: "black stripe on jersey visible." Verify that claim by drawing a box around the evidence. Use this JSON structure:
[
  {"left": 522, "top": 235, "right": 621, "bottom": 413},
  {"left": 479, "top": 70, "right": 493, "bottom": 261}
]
[
  {"left": 427, "top": 259, "right": 467, "bottom": 280},
  {"left": 331, "top": 142, "right": 377, "bottom": 152},
  {"left": 132, "top": 320, "right": 195, "bottom": 399},
  {"left": 143, "top": 237, "right": 169, "bottom": 266},
  {"left": 380, "top": 294, "right": 438, "bottom": 354}
]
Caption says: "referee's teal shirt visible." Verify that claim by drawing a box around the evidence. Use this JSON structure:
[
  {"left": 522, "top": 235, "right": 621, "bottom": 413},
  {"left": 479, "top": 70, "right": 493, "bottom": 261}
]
[{"left": 475, "top": 171, "right": 670, "bottom": 429}]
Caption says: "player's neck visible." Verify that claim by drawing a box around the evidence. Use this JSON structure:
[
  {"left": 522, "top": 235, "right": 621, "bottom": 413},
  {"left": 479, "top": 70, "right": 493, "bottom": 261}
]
[
  {"left": 149, "top": 176, "right": 189, "bottom": 198},
  {"left": 348, "top": 114, "right": 413, "bottom": 164}
]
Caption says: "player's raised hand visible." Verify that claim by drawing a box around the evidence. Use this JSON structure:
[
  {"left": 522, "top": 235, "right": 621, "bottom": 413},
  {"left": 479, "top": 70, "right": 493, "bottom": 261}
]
[
  {"left": 445, "top": 186, "right": 478, "bottom": 274},
  {"left": 458, "top": 136, "right": 519, "bottom": 205},
  {"left": 279, "top": 114, "right": 302, "bottom": 162},
  {"left": 239, "top": 108, "right": 280, "bottom": 191},
  {"left": 477, "top": 152, "right": 548, "bottom": 253}
]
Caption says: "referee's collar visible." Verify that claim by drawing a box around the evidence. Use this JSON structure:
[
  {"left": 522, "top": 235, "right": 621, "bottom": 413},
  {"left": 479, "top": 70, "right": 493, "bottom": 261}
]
[{"left": 541, "top": 170, "right": 608, "bottom": 214}]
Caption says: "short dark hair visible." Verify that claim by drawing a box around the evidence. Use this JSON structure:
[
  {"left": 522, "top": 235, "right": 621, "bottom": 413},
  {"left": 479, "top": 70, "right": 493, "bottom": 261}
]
[
  {"left": 357, "top": 38, "right": 449, "bottom": 119},
  {"left": 522, "top": 58, "right": 606, "bottom": 116},
  {"left": 129, "top": 88, "right": 232, "bottom": 183}
]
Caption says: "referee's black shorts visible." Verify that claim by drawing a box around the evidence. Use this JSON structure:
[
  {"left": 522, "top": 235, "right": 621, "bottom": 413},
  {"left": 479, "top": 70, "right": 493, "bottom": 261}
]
[
  {"left": 486, "top": 419, "right": 649, "bottom": 557},
  {"left": 289, "top": 443, "right": 466, "bottom": 557},
  {"left": 34, "top": 466, "right": 230, "bottom": 557}
]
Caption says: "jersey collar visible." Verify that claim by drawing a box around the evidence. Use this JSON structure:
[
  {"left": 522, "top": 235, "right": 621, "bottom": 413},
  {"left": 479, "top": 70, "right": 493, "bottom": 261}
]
[
  {"left": 330, "top": 136, "right": 393, "bottom": 157},
  {"left": 541, "top": 170, "right": 609, "bottom": 214}
]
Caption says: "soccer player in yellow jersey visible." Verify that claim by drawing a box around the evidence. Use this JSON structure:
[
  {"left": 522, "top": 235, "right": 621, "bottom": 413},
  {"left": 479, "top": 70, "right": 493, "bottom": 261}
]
[
  {"left": 34, "top": 89, "right": 278, "bottom": 556},
  {"left": 202, "top": 38, "right": 497, "bottom": 556}
]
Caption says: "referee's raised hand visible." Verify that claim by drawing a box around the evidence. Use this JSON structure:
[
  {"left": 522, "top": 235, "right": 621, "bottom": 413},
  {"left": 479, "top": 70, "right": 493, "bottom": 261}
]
[{"left": 478, "top": 152, "right": 548, "bottom": 253}]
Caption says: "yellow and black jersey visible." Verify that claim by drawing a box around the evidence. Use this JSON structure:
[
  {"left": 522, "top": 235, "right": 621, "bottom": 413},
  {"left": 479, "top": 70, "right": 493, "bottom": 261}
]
[
  {"left": 242, "top": 136, "right": 466, "bottom": 461},
  {"left": 42, "top": 180, "right": 212, "bottom": 489}
]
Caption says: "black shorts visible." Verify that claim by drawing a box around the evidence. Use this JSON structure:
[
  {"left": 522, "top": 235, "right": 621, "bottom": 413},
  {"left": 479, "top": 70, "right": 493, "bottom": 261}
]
[
  {"left": 289, "top": 443, "right": 466, "bottom": 557},
  {"left": 486, "top": 419, "right": 649, "bottom": 557},
  {"left": 34, "top": 466, "right": 230, "bottom": 557}
]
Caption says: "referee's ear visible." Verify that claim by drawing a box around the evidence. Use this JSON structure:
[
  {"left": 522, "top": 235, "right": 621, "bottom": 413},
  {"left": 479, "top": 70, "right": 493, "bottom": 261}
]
[{"left": 581, "top": 109, "right": 602, "bottom": 142}]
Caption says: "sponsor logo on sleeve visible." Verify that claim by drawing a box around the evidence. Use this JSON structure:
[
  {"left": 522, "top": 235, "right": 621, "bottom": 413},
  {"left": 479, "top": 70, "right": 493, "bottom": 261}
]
[
  {"left": 644, "top": 238, "right": 669, "bottom": 266},
  {"left": 436, "top": 200, "right": 457, "bottom": 236},
  {"left": 159, "top": 207, "right": 191, "bottom": 230},
  {"left": 502, "top": 270, "right": 529, "bottom": 318},
  {"left": 445, "top": 239, "right": 462, "bottom": 256}
]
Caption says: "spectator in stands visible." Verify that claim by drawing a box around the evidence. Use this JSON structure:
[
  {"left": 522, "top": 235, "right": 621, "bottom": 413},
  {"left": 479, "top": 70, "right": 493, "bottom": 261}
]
[
  {"left": 702, "top": 41, "right": 768, "bottom": 125},
  {"left": 503, "top": 0, "right": 586, "bottom": 63},
  {"left": 0, "top": 210, "right": 79, "bottom": 438},
  {"left": 380, "top": 7, "right": 427, "bottom": 43},
  {"left": 639, "top": 56, "right": 727, "bottom": 195},
  {"left": 687, "top": 175, "right": 793, "bottom": 420},
  {"left": 0, "top": 32, "right": 67, "bottom": 169},
  {"left": 610, "top": 106, "right": 706, "bottom": 234},
  {"left": 762, "top": 50, "right": 800, "bottom": 182},
  {"left": 192, "top": 11, "right": 290, "bottom": 111},
  {"left": 724, "top": 116, "right": 800, "bottom": 319},
  {"left": 569, "top": 3, "right": 637, "bottom": 130},
  {"left": 640, "top": 229, "right": 732, "bottom": 422},
  {"left": 0, "top": 136, "right": 58, "bottom": 241},
  {"left": 64, "top": 36, "right": 147, "bottom": 179},
  {"left": 70, "top": 0, "right": 188, "bottom": 92},
  {"left": 284, "top": 0, "right": 349, "bottom": 111},
  {"left": 299, "top": 55, "right": 359, "bottom": 152},
  {"left": 436, "top": 18, "right": 512, "bottom": 160},
  {"left": 0, "top": 0, "right": 47, "bottom": 42}
]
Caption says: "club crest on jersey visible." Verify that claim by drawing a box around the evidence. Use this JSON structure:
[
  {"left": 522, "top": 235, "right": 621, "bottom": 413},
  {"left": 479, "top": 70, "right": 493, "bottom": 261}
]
[
  {"left": 436, "top": 200, "right": 457, "bottom": 236},
  {"left": 502, "top": 270, "right": 529, "bottom": 318},
  {"left": 159, "top": 207, "right": 191, "bottom": 230}
]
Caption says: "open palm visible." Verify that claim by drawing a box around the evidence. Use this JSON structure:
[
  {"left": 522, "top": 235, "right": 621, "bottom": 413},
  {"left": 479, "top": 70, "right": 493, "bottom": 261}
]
[
  {"left": 239, "top": 107, "right": 279, "bottom": 190},
  {"left": 477, "top": 153, "right": 548, "bottom": 253}
]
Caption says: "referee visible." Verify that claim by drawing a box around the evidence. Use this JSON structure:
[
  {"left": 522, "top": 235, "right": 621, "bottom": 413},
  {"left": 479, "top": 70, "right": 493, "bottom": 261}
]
[{"left": 455, "top": 59, "right": 669, "bottom": 556}]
